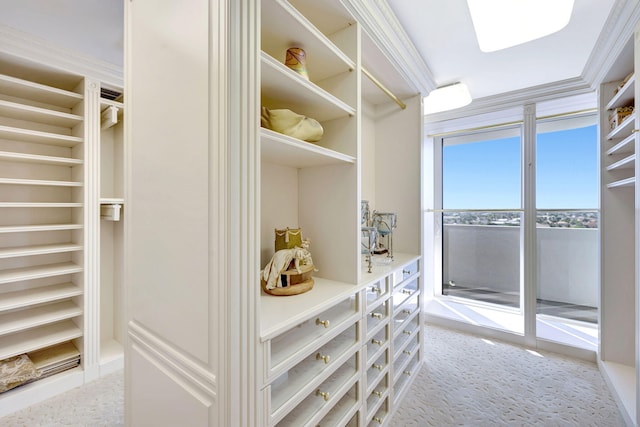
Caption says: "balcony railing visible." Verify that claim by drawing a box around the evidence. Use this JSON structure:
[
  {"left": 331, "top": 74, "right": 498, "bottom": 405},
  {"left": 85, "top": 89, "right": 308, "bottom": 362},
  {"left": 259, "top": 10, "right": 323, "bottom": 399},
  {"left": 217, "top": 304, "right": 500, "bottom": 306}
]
[{"left": 443, "top": 224, "right": 598, "bottom": 320}]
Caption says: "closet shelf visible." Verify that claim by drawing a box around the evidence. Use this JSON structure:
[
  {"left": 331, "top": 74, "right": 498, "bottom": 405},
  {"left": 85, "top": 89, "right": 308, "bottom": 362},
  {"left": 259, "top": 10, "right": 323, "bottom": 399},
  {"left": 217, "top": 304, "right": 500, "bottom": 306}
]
[
  {"left": 0, "top": 202, "right": 83, "bottom": 208},
  {"left": 606, "top": 73, "right": 635, "bottom": 110},
  {"left": 0, "top": 99, "right": 83, "bottom": 128},
  {"left": 607, "top": 154, "right": 635, "bottom": 171},
  {"left": 261, "top": 51, "right": 355, "bottom": 122},
  {"left": 0, "top": 300, "right": 82, "bottom": 337},
  {"left": 606, "top": 114, "right": 635, "bottom": 140},
  {"left": 99, "top": 98, "right": 124, "bottom": 110},
  {"left": 261, "top": 0, "right": 355, "bottom": 82},
  {"left": 0, "top": 320, "right": 82, "bottom": 361},
  {"left": 0, "top": 283, "right": 82, "bottom": 312},
  {"left": 0, "top": 262, "right": 83, "bottom": 284},
  {"left": 261, "top": 128, "right": 355, "bottom": 167},
  {"left": 0, "top": 74, "right": 83, "bottom": 108},
  {"left": 0, "top": 243, "right": 82, "bottom": 259},
  {"left": 0, "top": 150, "right": 83, "bottom": 166},
  {"left": 607, "top": 133, "right": 636, "bottom": 155},
  {"left": 0, "top": 125, "right": 83, "bottom": 147},
  {"left": 0, "top": 177, "right": 82, "bottom": 187},
  {"left": 0, "top": 223, "right": 83, "bottom": 233},
  {"left": 607, "top": 176, "right": 636, "bottom": 188}
]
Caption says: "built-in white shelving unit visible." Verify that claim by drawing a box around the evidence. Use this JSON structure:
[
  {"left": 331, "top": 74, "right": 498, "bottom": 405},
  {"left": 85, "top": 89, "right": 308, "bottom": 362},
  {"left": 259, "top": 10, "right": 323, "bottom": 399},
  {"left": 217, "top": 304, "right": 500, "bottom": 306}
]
[
  {"left": 0, "top": 49, "right": 125, "bottom": 415},
  {"left": 598, "top": 32, "right": 639, "bottom": 426}
]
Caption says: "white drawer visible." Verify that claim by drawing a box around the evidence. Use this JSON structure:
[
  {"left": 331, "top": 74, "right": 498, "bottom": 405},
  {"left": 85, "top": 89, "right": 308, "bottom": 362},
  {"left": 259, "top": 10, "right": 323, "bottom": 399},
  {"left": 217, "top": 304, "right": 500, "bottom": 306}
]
[
  {"left": 315, "top": 382, "right": 360, "bottom": 427},
  {"left": 366, "top": 373, "right": 388, "bottom": 421},
  {"left": 391, "top": 259, "right": 419, "bottom": 286},
  {"left": 392, "top": 277, "right": 419, "bottom": 310},
  {"left": 269, "top": 323, "right": 359, "bottom": 423},
  {"left": 393, "top": 352, "right": 420, "bottom": 407},
  {"left": 366, "top": 349, "right": 389, "bottom": 394},
  {"left": 366, "top": 325, "right": 389, "bottom": 365},
  {"left": 393, "top": 314, "right": 420, "bottom": 357},
  {"left": 275, "top": 353, "right": 360, "bottom": 427},
  {"left": 267, "top": 295, "right": 359, "bottom": 380},
  {"left": 364, "top": 278, "right": 389, "bottom": 309},
  {"left": 366, "top": 299, "right": 389, "bottom": 339},
  {"left": 392, "top": 293, "right": 419, "bottom": 330},
  {"left": 393, "top": 334, "right": 420, "bottom": 382},
  {"left": 367, "top": 396, "right": 389, "bottom": 426}
]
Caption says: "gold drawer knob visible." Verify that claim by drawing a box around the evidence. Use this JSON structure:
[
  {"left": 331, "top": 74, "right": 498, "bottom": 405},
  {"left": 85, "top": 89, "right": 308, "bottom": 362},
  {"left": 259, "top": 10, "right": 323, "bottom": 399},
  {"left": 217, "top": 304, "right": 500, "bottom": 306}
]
[
  {"left": 402, "top": 309, "right": 411, "bottom": 315},
  {"left": 403, "top": 370, "right": 412, "bottom": 376},
  {"left": 372, "top": 363, "right": 383, "bottom": 371},
  {"left": 403, "top": 349, "right": 412, "bottom": 356},
  {"left": 370, "top": 312, "right": 383, "bottom": 319},
  {"left": 403, "top": 269, "right": 411, "bottom": 275},
  {"left": 373, "top": 416, "right": 383, "bottom": 424},
  {"left": 371, "top": 286, "right": 382, "bottom": 294},
  {"left": 372, "top": 390, "right": 383, "bottom": 398},
  {"left": 316, "top": 352, "right": 331, "bottom": 364},
  {"left": 315, "top": 318, "right": 330, "bottom": 328},
  {"left": 371, "top": 338, "right": 383, "bottom": 346},
  {"left": 401, "top": 289, "right": 412, "bottom": 295},
  {"left": 403, "top": 330, "right": 412, "bottom": 336},
  {"left": 316, "top": 389, "right": 330, "bottom": 401}
]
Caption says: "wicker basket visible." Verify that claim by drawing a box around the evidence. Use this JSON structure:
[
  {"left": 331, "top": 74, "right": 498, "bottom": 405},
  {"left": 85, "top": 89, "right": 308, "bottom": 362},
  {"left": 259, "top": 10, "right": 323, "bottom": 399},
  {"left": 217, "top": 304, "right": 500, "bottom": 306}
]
[
  {"left": 609, "top": 106, "right": 634, "bottom": 131},
  {"left": 261, "top": 263, "right": 315, "bottom": 296}
]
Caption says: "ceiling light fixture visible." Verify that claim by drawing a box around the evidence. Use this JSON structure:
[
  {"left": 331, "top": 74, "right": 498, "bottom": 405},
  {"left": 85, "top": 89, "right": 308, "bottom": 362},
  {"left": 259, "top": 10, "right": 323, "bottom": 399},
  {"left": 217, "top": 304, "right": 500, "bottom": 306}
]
[
  {"left": 467, "top": 0, "right": 575, "bottom": 53},
  {"left": 423, "top": 82, "right": 472, "bottom": 115}
]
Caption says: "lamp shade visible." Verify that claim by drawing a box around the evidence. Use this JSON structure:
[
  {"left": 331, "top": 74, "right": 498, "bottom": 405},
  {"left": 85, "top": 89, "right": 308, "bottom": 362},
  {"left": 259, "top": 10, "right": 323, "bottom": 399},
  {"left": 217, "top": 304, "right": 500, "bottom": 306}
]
[{"left": 423, "top": 82, "right": 472, "bottom": 115}]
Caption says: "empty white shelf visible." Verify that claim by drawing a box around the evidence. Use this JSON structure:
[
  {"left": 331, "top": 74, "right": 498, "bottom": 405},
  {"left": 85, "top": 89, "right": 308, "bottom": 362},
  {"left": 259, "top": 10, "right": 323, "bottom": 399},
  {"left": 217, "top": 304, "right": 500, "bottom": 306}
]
[
  {"left": 607, "top": 154, "right": 635, "bottom": 171},
  {"left": 0, "top": 177, "right": 82, "bottom": 187},
  {"left": 607, "top": 177, "right": 636, "bottom": 188},
  {"left": 0, "top": 150, "right": 83, "bottom": 166},
  {"left": 0, "top": 300, "right": 82, "bottom": 336},
  {"left": 607, "top": 133, "right": 636, "bottom": 156},
  {"left": 0, "top": 125, "right": 83, "bottom": 147},
  {"left": 0, "top": 74, "right": 83, "bottom": 108},
  {"left": 0, "top": 320, "right": 82, "bottom": 361},
  {"left": 0, "top": 99, "right": 82, "bottom": 128},
  {"left": 0, "top": 262, "right": 83, "bottom": 284},
  {"left": 0, "top": 224, "right": 83, "bottom": 233},
  {"left": 0, "top": 243, "right": 82, "bottom": 259},
  {"left": 0, "top": 283, "right": 82, "bottom": 312}
]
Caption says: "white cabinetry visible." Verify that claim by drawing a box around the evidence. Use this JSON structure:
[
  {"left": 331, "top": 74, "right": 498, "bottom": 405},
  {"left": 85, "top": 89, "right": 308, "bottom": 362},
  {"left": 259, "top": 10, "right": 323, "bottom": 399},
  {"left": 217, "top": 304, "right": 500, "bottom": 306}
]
[
  {"left": 598, "top": 30, "right": 639, "bottom": 426},
  {"left": 260, "top": 254, "right": 421, "bottom": 426},
  {"left": 0, "top": 52, "right": 124, "bottom": 415}
]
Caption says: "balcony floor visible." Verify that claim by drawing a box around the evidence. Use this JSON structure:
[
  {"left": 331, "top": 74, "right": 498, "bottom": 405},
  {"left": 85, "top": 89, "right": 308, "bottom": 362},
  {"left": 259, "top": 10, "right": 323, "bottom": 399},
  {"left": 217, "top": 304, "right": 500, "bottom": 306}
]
[{"left": 443, "top": 284, "right": 597, "bottom": 323}]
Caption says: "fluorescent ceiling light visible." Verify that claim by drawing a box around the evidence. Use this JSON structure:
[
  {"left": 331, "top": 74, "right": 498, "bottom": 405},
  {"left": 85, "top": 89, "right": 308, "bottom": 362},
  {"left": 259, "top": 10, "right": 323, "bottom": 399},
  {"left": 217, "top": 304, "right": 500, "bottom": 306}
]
[
  {"left": 423, "top": 82, "right": 472, "bottom": 114},
  {"left": 467, "top": 0, "right": 575, "bottom": 52}
]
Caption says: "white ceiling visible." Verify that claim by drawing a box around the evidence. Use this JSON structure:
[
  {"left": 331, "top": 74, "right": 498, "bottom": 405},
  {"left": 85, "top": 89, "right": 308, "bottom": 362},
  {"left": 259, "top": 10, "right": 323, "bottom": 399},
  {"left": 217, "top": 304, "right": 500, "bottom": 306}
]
[
  {"left": 386, "top": 0, "right": 617, "bottom": 100},
  {"left": 0, "top": 0, "right": 627, "bottom": 108}
]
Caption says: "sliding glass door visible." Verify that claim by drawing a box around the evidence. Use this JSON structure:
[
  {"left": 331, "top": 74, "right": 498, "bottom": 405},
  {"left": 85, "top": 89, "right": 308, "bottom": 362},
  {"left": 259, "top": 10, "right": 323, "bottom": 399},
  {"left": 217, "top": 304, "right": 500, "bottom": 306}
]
[{"left": 441, "top": 127, "right": 522, "bottom": 312}]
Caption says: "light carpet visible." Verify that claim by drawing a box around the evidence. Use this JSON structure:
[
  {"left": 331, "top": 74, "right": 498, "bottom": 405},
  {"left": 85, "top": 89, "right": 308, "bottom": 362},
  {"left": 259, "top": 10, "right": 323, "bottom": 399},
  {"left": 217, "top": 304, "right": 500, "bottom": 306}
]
[
  {"left": 390, "top": 325, "right": 624, "bottom": 427},
  {"left": 1, "top": 325, "right": 624, "bottom": 426}
]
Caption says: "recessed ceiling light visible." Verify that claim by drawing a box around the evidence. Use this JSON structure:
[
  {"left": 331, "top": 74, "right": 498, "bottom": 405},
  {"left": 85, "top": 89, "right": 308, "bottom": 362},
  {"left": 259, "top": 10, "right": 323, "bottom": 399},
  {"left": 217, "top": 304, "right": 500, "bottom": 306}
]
[
  {"left": 467, "top": 0, "right": 575, "bottom": 52},
  {"left": 423, "top": 82, "right": 472, "bottom": 115}
]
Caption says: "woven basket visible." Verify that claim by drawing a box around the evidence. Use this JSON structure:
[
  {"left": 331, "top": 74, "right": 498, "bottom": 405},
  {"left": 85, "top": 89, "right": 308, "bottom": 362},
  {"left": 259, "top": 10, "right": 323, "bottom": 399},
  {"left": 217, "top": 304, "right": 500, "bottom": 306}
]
[{"left": 261, "top": 263, "right": 315, "bottom": 296}]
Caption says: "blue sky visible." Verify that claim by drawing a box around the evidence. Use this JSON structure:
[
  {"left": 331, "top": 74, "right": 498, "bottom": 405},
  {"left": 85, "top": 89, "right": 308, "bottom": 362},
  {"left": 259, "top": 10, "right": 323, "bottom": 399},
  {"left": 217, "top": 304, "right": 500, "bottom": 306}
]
[{"left": 443, "top": 125, "right": 598, "bottom": 210}]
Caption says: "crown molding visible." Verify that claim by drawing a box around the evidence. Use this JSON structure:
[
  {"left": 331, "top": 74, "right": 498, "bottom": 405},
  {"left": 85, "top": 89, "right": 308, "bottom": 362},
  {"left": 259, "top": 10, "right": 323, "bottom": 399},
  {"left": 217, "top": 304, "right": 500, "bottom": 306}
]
[
  {"left": 0, "top": 24, "right": 123, "bottom": 88},
  {"left": 425, "top": 77, "right": 593, "bottom": 123},
  {"left": 342, "top": 0, "right": 436, "bottom": 95},
  {"left": 582, "top": 0, "right": 640, "bottom": 89}
]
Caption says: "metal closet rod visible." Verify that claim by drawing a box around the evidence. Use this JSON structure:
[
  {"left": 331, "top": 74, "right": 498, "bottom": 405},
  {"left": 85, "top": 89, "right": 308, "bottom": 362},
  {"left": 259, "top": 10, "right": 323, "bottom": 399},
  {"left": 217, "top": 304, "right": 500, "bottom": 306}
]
[{"left": 361, "top": 67, "right": 407, "bottom": 110}]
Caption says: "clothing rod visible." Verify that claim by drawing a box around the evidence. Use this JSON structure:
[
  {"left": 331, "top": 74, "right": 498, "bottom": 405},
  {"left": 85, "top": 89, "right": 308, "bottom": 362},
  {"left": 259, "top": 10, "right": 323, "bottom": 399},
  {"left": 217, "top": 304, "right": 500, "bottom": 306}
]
[{"left": 361, "top": 67, "right": 407, "bottom": 110}]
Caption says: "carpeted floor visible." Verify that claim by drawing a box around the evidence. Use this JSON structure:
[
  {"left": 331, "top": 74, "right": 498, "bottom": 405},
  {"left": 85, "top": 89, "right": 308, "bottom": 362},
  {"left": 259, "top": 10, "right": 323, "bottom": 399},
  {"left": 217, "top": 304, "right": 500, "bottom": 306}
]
[
  {"left": 391, "top": 325, "right": 624, "bottom": 426},
  {"left": 1, "top": 325, "right": 624, "bottom": 426}
]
